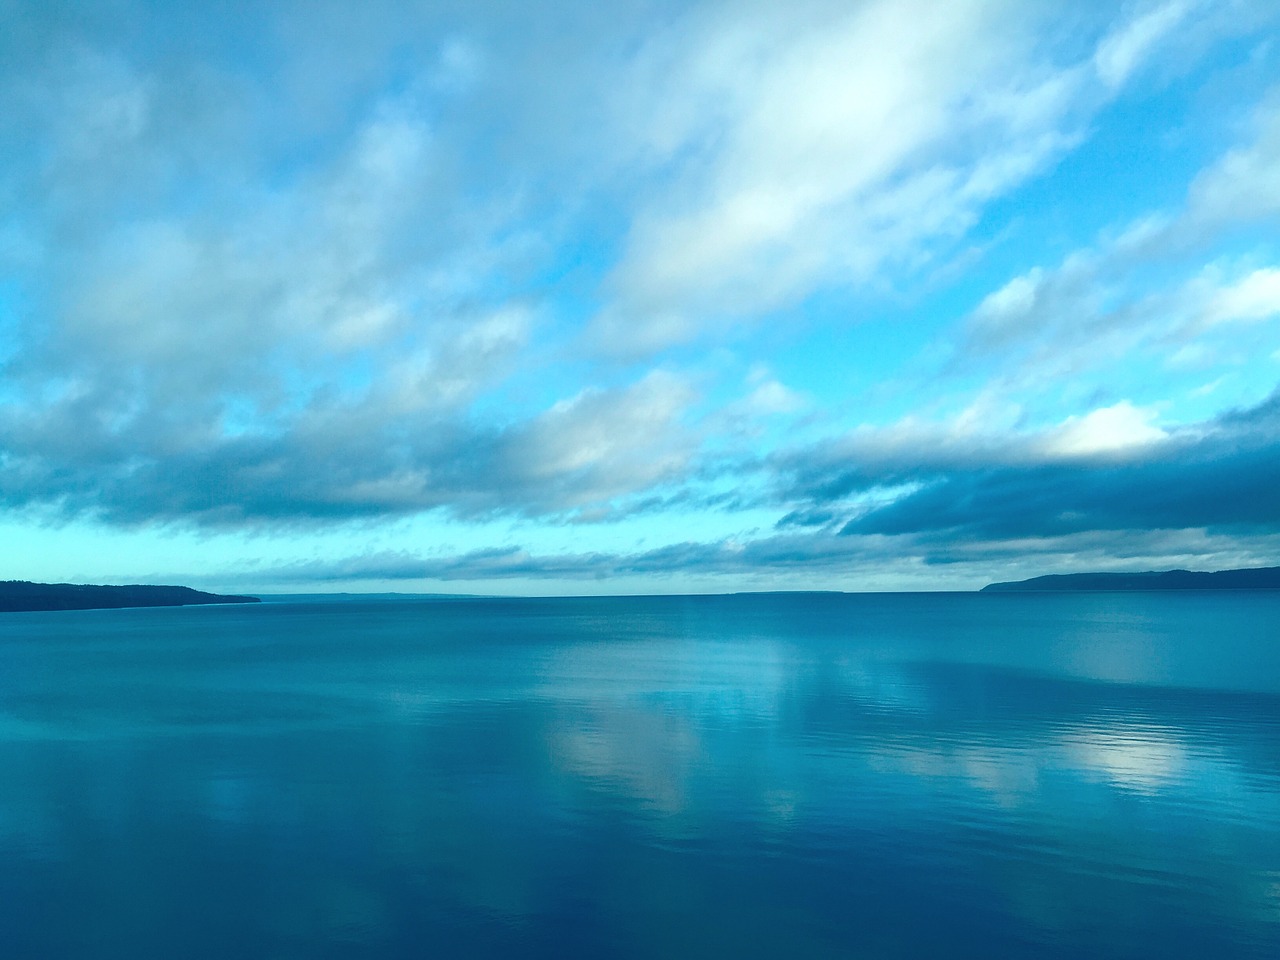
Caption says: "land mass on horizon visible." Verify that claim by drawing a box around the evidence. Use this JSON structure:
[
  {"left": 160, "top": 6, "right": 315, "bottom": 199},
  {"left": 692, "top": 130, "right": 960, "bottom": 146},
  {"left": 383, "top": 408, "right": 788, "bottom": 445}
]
[
  {"left": 0, "top": 581, "right": 261, "bottom": 613},
  {"left": 982, "top": 566, "right": 1280, "bottom": 592}
]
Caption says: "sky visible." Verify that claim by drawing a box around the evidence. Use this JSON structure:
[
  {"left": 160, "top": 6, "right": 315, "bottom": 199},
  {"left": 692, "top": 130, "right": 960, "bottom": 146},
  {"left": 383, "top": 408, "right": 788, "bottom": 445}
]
[{"left": 2, "top": 0, "right": 1280, "bottom": 595}]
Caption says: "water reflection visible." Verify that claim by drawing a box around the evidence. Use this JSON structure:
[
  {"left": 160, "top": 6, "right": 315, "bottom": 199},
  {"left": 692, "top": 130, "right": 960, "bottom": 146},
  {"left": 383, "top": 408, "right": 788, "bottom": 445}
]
[{"left": 0, "top": 594, "right": 1277, "bottom": 958}]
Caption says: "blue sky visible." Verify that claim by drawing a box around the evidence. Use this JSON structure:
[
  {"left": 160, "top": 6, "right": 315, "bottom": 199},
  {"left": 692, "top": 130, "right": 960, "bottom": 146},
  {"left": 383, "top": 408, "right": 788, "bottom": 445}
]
[{"left": 2, "top": 0, "right": 1280, "bottom": 594}]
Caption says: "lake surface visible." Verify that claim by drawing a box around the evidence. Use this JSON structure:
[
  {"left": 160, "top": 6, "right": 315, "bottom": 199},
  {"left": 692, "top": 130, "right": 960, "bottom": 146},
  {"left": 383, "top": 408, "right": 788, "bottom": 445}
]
[{"left": 0, "top": 592, "right": 1277, "bottom": 958}]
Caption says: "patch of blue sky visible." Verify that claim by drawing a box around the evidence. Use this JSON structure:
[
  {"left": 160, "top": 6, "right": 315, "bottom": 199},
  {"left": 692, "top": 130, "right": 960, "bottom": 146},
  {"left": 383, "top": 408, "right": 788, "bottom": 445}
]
[
  {"left": 0, "top": 280, "right": 27, "bottom": 371},
  {"left": 0, "top": 515, "right": 244, "bottom": 587},
  {"left": 1019, "top": 68, "right": 1264, "bottom": 243}
]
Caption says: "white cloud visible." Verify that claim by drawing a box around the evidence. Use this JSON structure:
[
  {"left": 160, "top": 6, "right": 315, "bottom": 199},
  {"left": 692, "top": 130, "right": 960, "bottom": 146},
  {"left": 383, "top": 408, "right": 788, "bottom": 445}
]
[
  {"left": 959, "top": 252, "right": 1280, "bottom": 389},
  {"left": 378, "top": 305, "right": 533, "bottom": 414},
  {"left": 1199, "top": 266, "right": 1280, "bottom": 326},
  {"left": 737, "top": 379, "right": 805, "bottom": 417},
  {"left": 590, "top": 0, "right": 1264, "bottom": 357},
  {"left": 971, "top": 268, "right": 1045, "bottom": 340},
  {"left": 1094, "top": 0, "right": 1195, "bottom": 88},
  {"left": 1040, "top": 402, "right": 1168, "bottom": 458},
  {"left": 1184, "top": 99, "right": 1280, "bottom": 228},
  {"left": 0, "top": 32, "right": 553, "bottom": 478},
  {"left": 1189, "top": 374, "right": 1229, "bottom": 397},
  {"left": 593, "top": 0, "right": 1111, "bottom": 352},
  {"left": 492, "top": 370, "right": 700, "bottom": 515},
  {"left": 953, "top": 92, "right": 1280, "bottom": 394}
]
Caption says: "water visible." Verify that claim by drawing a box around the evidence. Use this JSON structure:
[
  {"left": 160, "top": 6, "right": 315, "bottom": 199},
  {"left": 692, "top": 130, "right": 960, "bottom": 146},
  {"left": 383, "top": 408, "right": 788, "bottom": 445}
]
[{"left": 0, "top": 592, "right": 1277, "bottom": 958}]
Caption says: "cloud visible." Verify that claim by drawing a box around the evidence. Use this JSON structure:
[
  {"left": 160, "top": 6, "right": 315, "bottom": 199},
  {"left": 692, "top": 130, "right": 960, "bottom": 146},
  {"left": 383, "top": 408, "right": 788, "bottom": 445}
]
[
  {"left": 766, "top": 396, "right": 1175, "bottom": 512},
  {"left": 0, "top": 6, "right": 710, "bottom": 528},
  {"left": 588, "top": 0, "right": 1236, "bottom": 354},
  {"left": 831, "top": 389, "right": 1280, "bottom": 540},
  {"left": 1039, "top": 402, "right": 1168, "bottom": 458},
  {"left": 962, "top": 254, "right": 1280, "bottom": 388},
  {"left": 1093, "top": 0, "right": 1195, "bottom": 89},
  {"left": 476, "top": 370, "right": 701, "bottom": 516},
  {"left": 0, "top": 366, "right": 702, "bottom": 525},
  {"left": 1197, "top": 267, "right": 1280, "bottom": 328},
  {"left": 1183, "top": 97, "right": 1280, "bottom": 230},
  {"left": 227, "top": 530, "right": 918, "bottom": 586},
  {"left": 948, "top": 93, "right": 1280, "bottom": 394},
  {"left": 596, "top": 0, "right": 1087, "bottom": 350}
]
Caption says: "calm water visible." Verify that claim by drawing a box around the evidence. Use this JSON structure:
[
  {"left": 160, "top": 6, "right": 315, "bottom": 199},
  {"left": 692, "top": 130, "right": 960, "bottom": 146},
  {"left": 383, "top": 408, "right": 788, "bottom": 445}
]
[{"left": 0, "top": 592, "right": 1278, "bottom": 958}]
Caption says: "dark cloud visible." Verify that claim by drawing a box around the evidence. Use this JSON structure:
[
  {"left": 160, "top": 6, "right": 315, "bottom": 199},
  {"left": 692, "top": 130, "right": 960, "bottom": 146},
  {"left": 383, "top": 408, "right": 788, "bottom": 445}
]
[
  {"left": 0, "top": 370, "right": 697, "bottom": 526},
  {"left": 820, "top": 390, "right": 1280, "bottom": 541},
  {"left": 245, "top": 532, "right": 914, "bottom": 584}
]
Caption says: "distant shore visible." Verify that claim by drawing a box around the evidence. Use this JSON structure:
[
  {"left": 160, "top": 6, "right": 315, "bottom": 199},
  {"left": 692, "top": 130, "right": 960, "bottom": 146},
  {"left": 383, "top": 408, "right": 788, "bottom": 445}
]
[
  {"left": 0, "top": 581, "right": 261, "bottom": 613},
  {"left": 982, "top": 566, "right": 1280, "bottom": 593}
]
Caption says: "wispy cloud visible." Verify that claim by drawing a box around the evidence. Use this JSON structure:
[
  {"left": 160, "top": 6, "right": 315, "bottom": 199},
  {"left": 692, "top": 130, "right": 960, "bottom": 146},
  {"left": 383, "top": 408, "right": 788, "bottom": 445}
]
[{"left": 594, "top": 0, "right": 1100, "bottom": 353}]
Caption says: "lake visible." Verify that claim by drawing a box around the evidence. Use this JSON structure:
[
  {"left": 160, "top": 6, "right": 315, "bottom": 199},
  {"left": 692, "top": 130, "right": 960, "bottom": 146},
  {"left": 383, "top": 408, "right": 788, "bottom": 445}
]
[{"left": 0, "top": 592, "right": 1277, "bottom": 958}]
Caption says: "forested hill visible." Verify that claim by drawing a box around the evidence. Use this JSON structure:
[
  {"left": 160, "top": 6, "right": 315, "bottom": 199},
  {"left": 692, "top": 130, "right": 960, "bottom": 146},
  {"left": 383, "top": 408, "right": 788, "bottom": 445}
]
[
  {"left": 0, "top": 581, "right": 261, "bottom": 612},
  {"left": 982, "top": 567, "right": 1280, "bottom": 592}
]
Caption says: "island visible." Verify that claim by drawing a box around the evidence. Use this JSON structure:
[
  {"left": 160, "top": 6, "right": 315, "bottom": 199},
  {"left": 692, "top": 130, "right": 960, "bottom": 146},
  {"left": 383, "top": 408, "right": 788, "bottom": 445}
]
[
  {"left": 0, "top": 581, "right": 261, "bottom": 613},
  {"left": 982, "top": 566, "right": 1280, "bottom": 592}
]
